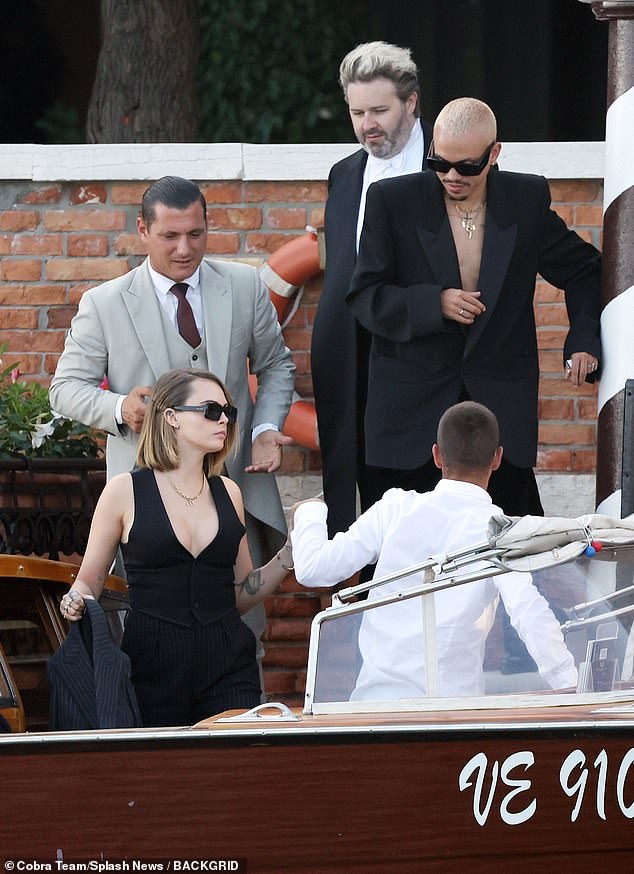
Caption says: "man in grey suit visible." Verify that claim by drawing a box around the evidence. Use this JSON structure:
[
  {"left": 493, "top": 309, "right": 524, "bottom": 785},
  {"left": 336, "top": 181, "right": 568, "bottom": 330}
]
[{"left": 50, "top": 176, "right": 295, "bottom": 687}]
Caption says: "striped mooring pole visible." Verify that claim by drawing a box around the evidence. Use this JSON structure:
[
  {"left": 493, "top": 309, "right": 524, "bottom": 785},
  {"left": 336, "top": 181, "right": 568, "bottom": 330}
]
[{"left": 580, "top": 1, "right": 634, "bottom": 517}]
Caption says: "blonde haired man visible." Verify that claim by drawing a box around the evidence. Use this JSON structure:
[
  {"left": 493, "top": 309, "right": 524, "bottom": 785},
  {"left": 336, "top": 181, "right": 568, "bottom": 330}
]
[
  {"left": 347, "top": 97, "right": 601, "bottom": 517},
  {"left": 312, "top": 42, "right": 433, "bottom": 537}
]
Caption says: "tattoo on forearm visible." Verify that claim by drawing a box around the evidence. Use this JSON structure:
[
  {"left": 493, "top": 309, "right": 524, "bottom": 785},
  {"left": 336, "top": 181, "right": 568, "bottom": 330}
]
[{"left": 243, "top": 568, "right": 263, "bottom": 596}]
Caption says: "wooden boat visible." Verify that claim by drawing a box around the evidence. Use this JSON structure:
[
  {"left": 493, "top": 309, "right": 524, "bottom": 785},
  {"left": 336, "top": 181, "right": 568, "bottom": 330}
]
[
  {"left": 2, "top": 515, "right": 634, "bottom": 870},
  {"left": 0, "top": 554, "right": 127, "bottom": 732}
]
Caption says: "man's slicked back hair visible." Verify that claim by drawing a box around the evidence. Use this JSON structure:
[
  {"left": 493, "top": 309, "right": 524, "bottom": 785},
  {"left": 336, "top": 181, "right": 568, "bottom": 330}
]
[
  {"left": 141, "top": 176, "right": 207, "bottom": 228},
  {"left": 339, "top": 41, "right": 420, "bottom": 116}
]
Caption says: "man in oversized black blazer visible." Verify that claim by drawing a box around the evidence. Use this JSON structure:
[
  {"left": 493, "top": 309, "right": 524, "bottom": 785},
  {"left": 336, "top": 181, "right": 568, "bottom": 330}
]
[
  {"left": 311, "top": 41, "right": 433, "bottom": 535},
  {"left": 347, "top": 97, "right": 601, "bottom": 516}
]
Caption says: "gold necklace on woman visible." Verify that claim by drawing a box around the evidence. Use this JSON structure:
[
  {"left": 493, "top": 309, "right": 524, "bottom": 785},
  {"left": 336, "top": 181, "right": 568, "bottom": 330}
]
[
  {"left": 167, "top": 474, "right": 206, "bottom": 507},
  {"left": 454, "top": 199, "right": 486, "bottom": 240}
]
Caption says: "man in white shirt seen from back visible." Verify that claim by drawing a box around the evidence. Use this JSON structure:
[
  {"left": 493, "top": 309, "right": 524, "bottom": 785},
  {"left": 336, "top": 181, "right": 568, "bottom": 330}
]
[{"left": 290, "top": 401, "right": 577, "bottom": 700}]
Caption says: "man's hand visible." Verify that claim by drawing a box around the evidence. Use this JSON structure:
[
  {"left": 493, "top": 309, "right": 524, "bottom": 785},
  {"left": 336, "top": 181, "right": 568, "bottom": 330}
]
[
  {"left": 565, "top": 352, "right": 599, "bottom": 387},
  {"left": 440, "top": 288, "right": 486, "bottom": 324},
  {"left": 246, "top": 429, "right": 294, "bottom": 473},
  {"left": 121, "top": 385, "right": 153, "bottom": 433}
]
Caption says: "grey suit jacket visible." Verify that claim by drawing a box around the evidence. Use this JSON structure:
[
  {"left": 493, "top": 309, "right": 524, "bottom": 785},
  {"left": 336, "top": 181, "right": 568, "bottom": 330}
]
[{"left": 50, "top": 257, "right": 295, "bottom": 549}]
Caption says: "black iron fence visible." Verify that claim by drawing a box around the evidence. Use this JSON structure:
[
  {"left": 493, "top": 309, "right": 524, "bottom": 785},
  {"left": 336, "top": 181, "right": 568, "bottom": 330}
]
[{"left": 0, "top": 458, "right": 106, "bottom": 560}]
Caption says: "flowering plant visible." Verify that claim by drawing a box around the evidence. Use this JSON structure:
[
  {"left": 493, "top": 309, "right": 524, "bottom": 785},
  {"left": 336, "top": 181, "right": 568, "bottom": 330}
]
[{"left": 0, "top": 343, "right": 103, "bottom": 459}]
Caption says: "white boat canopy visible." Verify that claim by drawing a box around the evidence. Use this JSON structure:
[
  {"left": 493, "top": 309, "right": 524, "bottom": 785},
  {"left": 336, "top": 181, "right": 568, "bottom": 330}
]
[{"left": 487, "top": 513, "right": 634, "bottom": 571}]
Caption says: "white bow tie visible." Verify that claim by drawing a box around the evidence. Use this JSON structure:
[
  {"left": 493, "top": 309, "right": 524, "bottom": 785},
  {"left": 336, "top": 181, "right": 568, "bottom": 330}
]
[{"left": 370, "top": 154, "right": 406, "bottom": 180}]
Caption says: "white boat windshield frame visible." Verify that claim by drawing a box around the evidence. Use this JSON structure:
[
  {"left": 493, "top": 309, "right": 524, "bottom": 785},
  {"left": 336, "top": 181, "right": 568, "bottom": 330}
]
[{"left": 303, "top": 513, "right": 634, "bottom": 715}]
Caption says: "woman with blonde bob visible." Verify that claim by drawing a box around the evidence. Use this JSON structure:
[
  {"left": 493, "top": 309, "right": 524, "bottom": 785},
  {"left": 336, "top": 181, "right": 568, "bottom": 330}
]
[{"left": 59, "top": 368, "right": 293, "bottom": 726}]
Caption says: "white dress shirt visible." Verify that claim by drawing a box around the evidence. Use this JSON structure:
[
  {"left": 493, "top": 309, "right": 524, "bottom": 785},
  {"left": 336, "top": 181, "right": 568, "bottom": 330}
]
[
  {"left": 356, "top": 120, "right": 426, "bottom": 250},
  {"left": 291, "top": 479, "right": 577, "bottom": 700},
  {"left": 148, "top": 262, "right": 204, "bottom": 335},
  {"left": 114, "top": 264, "right": 202, "bottom": 424}
]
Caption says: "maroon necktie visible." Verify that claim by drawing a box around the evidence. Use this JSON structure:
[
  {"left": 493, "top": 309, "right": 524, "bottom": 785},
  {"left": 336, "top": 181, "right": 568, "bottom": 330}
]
[{"left": 170, "top": 283, "right": 201, "bottom": 348}]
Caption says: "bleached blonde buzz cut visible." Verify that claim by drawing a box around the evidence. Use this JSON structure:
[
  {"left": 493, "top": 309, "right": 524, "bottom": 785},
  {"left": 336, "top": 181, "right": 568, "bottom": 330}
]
[
  {"left": 435, "top": 98, "right": 497, "bottom": 141},
  {"left": 339, "top": 41, "right": 420, "bottom": 116}
]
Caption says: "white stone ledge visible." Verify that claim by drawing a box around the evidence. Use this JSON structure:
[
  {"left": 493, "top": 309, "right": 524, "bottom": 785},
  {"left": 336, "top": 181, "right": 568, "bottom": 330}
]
[
  {"left": 0, "top": 141, "right": 604, "bottom": 182},
  {"left": 537, "top": 474, "right": 596, "bottom": 517},
  {"left": 242, "top": 143, "right": 358, "bottom": 180},
  {"left": 31, "top": 143, "right": 244, "bottom": 181},
  {"left": 0, "top": 144, "right": 35, "bottom": 179},
  {"left": 497, "top": 141, "right": 604, "bottom": 179}
]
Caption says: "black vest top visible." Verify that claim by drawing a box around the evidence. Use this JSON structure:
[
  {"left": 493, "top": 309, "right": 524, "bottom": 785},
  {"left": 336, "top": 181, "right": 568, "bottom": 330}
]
[{"left": 121, "top": 469, "right": 246, "bottom": 627}]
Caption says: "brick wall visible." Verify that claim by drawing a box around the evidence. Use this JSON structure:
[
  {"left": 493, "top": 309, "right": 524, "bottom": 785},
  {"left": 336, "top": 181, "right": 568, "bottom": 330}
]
[
  {"left": 0, "top": 178, "right": 327, "bottom": 482},
  {"left": 535, "top": 180, "right": 602, "bottom": 476},
  {"left": 0, "top": 167, "right": 604, "bottom": 706}
]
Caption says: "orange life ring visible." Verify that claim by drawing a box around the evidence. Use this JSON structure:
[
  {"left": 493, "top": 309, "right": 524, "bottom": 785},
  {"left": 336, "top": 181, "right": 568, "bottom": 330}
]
[
  {"left": 260, "top": 231, "right": 321, "bottom": 323},
  {"left": 258, "top": 231, "right": 321, "bottom": 452}
]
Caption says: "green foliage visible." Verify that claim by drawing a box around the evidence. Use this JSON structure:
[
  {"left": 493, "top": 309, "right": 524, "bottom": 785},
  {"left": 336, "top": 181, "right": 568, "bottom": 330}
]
[
  {"left": 34, "top": 101, "right": 86, "bottom": 145},
  {"left": 197, "top": 0, "right": 376, "bottom": 143},
  {"left": 0, "top": 344, "right": 102, "bottom": 459}
]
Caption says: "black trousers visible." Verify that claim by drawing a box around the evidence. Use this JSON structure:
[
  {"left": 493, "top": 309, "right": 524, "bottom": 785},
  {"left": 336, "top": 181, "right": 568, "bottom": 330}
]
[
  {"left": 122, "top": 608, "right": 261, "bottom": 727},
  {"left": 360, "top": 380, "right": 543, "bottom": 517}
]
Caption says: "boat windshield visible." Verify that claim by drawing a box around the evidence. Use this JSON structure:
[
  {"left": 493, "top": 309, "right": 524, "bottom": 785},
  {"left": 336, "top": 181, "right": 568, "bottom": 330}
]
[{"left": 304, "top": 543, "right": 634, "bottom": 714}]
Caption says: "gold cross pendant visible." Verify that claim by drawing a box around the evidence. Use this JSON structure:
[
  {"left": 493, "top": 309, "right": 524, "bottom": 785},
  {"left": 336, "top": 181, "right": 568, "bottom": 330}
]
[{"left": 461, "top": 216, "right": 476, "bottom": 239}]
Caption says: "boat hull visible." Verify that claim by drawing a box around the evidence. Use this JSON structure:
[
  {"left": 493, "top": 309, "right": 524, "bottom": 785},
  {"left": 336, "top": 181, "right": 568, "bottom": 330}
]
[{"left": 2, "top": 706, "right": 634, "bottom": 871}]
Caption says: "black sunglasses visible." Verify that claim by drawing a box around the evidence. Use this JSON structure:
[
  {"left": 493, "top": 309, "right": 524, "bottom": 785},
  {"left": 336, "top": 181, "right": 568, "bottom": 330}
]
[
  {"left": 172, "top": 402, "right": 238, "bottom": 423},
  {"left": 426, "top": 141, "right": 495, "bottom": 176}
]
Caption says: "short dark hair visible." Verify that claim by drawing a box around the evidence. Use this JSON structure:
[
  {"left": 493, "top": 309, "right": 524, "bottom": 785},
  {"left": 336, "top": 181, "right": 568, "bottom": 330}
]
[
  {"left": 140, "top": 176, "right": 207, "bottom": 228},
  {"left": 437, "top": 401, "right": 499, "bottom": 472}
]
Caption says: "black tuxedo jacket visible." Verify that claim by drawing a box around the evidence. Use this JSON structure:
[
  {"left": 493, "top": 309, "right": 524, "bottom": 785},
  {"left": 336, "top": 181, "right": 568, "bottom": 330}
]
[
  {"left": 347, "top": 169, "right": 601, "bottom": 470},
  {"left": 312, "top": 119, "right": 433, "bottom": 533}
]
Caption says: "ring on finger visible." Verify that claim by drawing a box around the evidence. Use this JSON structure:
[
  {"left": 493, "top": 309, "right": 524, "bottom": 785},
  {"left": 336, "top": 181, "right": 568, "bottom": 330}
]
[{"left": 459, "top": 308, "right": 465, "bottom": 316}]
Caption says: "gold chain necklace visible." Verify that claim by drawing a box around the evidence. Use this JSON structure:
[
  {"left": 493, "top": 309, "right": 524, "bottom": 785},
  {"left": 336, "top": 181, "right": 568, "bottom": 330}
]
[
  {"left": 454, "top": 199, "right": 486, "bottom": 240},
  {"left": 167, "top": 475, "right": 206, "bottom": 508}
]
